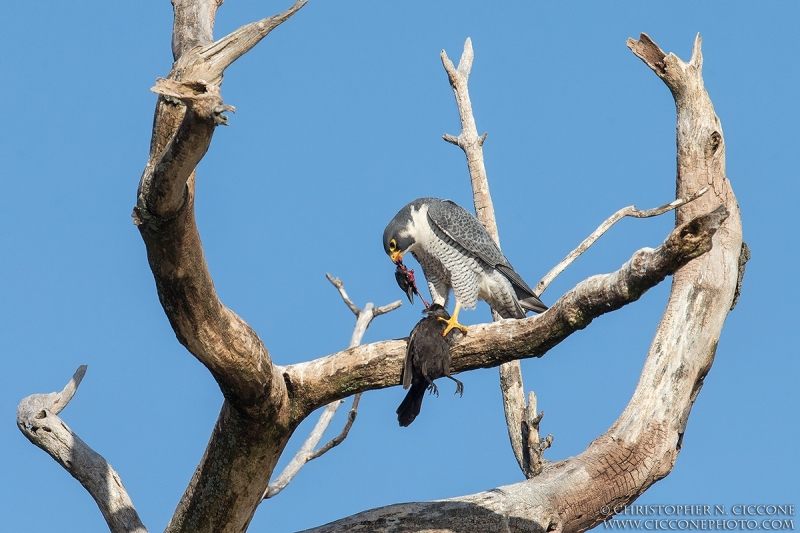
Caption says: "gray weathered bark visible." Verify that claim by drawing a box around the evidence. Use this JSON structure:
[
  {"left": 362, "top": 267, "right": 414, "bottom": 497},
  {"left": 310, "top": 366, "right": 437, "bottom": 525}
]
[
  {"left": 17, "top": 366, "right": 148, "bottom": 533},
  {"left": 134, "top": 3, "right": 308, "bottom": 532}
]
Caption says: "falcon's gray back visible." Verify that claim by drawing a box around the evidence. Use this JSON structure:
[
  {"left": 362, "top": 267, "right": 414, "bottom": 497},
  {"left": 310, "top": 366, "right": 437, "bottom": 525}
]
[
  {"left": 426, "top": 199, "right": 509, "bottom": 269},
  {"left": 427, "top": 199, "right": 540, "bottom": 302}
]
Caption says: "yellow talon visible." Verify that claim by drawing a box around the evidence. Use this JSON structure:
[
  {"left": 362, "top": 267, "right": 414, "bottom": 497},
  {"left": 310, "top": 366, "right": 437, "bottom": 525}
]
[{"left": 438, "top": 302, "right": 469, "bottom": 337}]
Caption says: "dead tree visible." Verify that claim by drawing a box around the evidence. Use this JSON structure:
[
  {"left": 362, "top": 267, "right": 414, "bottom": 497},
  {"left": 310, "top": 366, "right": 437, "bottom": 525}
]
[{"left": 16, "top": 2, "right": 745, "bottom": 532}]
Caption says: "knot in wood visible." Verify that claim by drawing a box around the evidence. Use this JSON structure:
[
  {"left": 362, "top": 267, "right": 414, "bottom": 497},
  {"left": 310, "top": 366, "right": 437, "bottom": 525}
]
[{"left": 706, "top": 131, "right": 722, "bottom": 156}]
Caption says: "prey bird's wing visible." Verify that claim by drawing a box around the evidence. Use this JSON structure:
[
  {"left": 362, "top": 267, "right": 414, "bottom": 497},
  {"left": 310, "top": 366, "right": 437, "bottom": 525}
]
[{"left": 402, "top": 326, "right": 420, "bottom": 389}]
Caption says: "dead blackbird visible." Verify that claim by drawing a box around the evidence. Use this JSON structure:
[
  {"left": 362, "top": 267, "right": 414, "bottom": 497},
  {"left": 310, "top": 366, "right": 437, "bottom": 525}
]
[
  {"left": 394, "top": 262, "right": 429, "bottom": 307},
  {"left": 394, "top": 264, "right": 416, "bottom": 304},
  {"left": 396, "top": 304, "right": 464, "bottom": 427}
]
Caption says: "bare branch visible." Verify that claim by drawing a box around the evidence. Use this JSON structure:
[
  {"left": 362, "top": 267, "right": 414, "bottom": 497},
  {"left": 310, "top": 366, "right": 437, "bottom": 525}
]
[
  {"left": 325, "top": 272, "right": 401, "bottom": 344},
  {"left": 442, "top": 133, "right": 459, "bottom": 145},
  {"left": 264, "top": 400, "right": 344, "bottom": 499},
  {"left": 133, "top": 0, "right": 307, "bottom": 431},
  {"left": 140, "top": 0, "right": 306, "bottom": 220},
  {"left": 534, "top": 186, "right": 709, "bottom": 295},
  {"left": 264, "top": 392, "right": 362, "bottom": 500},
  {"left": 140, "top": 0, "right": 305, "bottom": 217},
  {"left": 521, "top": 390, "right": 552, "bottom": 478},
  {"left": 442, "top": 37, "right": 548, "bottom": 477},
  {"left": 264, "top": 277, "right": 400, "bottom": 499},
  {"left": 195, "top": 0, "right": 308, "bottom": 84},
  {"left": 143, "top": 1, "right": 306, "bottom": 204},
  {"left": 441, "top": 37, "right": 499, "bottom": 243},
  {"left": 326, "top": 272, "right": 361, "bottom": 316},
  {"left": 132, "top": 4, "right": 310, "bottom": 532},
  {"left": 309, "top": 393, "right": 362, "bottom": 461},
  {"left": 498, "top": 357, "right": 530, "bottom": 474},
  {"left": 348, "top": 302, "right": 375, "bottom": 348},
  {"left": 51, "top": 364, "right": 86, "bottom": 414},
  {"left": 17, "top": 366, "right": 147, "bottom": 533},
  {"left": 373, "top": 300, "right": 403, "bottom": 316}
]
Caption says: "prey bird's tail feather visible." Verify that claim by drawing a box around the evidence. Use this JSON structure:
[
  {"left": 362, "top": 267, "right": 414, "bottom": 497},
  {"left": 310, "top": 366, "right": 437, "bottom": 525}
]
[{"left": 396, "top": 382, "right": 426, "bottom": 427}]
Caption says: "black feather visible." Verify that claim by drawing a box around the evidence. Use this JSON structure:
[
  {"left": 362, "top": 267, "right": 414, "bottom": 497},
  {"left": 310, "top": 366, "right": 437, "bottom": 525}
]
[{"left": 397, "top": 304, "right": 464, "bottom": 427}]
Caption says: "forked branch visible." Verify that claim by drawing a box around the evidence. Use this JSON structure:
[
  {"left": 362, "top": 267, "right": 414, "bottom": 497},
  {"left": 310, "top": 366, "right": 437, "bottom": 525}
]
[
  {"left": 134, "top": 0, "right": 306, "bottom": 417},
  {"left": 264, "top": 276, "right": 401, "bottom": 499},
  {"left": 131, "top": 3, "right": 309, "bottom": 532},
  {"left": 441, "top": 37, "right": 498, "bottom": 242},
  {"left": 534, "top": 186, "right": 709, "bottom": 295},
  {"left": 442, "top": 36, "right": 540, "bottom": 477},
  {"left": 17, "top": 366, "right": 147, "bottom": 533},
  {"left": 195, "top": 0, "right": 308, "bottom": 84}
]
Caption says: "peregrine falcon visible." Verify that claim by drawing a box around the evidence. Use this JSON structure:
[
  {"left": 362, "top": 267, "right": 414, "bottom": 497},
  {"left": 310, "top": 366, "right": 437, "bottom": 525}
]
[
  {"left": 383, "top": 197, "right": 547, "bottom": 335},
  {"left": 397, "top": 304, "right": 463, "bottom": 427}
]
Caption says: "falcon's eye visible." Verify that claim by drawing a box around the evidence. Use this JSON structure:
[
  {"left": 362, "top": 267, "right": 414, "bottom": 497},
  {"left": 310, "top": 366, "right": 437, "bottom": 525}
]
[{"left": 389, "top": 239, "right": 397, "bottom": 252}]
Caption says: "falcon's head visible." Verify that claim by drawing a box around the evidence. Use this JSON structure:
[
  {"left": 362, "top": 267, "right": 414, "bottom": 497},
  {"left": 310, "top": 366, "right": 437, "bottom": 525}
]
[
  {"left": 384, "top": 199, "right": 432, "bottom": 305},
  {"left": 382, "top": 203, "right": 418, "bottom": 265}
]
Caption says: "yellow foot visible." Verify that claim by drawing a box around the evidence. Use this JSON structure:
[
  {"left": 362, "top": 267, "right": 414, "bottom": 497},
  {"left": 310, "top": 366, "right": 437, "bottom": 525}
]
[{"left": 438, "top": 315, "right": 468, "bottom": 337}]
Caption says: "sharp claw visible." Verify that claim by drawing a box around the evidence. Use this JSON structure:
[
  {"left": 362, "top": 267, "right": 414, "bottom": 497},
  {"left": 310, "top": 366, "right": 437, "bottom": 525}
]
[{"left": 439, "top": 316, "right": 468, "bottom": 337}]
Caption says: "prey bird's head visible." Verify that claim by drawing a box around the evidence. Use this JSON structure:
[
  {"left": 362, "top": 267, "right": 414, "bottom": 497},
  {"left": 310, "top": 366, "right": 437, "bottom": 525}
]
[
  {"left": 422, "top": 303, "right": 450, "bottom": 321},
  {"left": 384, "top": 199, "right": 432, "bottom": 305},
  {"left": 395, "top": 264, "right": 415, "bottom": 304}
]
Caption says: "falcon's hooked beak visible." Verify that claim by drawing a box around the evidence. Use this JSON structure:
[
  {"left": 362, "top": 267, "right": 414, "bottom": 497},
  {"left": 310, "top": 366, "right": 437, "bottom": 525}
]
[{"left": 390, "top": 250, "right": 403, "bottom": 264}]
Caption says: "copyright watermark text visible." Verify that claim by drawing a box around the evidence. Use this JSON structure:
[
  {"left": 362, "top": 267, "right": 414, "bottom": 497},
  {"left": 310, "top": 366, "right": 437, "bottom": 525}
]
[{"left": 601, "top": 505, "right": 795, "bottom": 531}]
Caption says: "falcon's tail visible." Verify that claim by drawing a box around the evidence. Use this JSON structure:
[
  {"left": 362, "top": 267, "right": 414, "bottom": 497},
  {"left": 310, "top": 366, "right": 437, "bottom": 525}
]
[
  {"left": 496, "top": 264, "right": 548, "bottom": 314},
  {"left": 519, "top": 294, "right": 548, "bottom": 314}
]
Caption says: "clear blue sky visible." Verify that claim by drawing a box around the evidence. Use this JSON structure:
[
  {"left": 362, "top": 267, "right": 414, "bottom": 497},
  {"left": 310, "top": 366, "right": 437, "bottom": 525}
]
[{"left": 2, "top": 2, "right": 797, "bottom": 531}]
